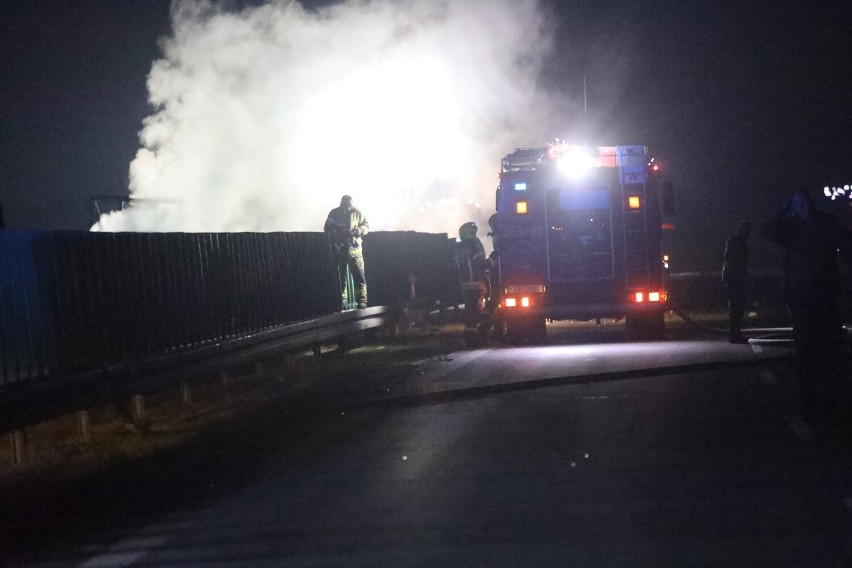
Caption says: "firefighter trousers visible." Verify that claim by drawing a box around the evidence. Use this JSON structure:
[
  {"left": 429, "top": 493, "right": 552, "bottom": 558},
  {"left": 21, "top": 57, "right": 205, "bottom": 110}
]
[{"left": 336, "top": 248, "right": 367, "bottom": 307}]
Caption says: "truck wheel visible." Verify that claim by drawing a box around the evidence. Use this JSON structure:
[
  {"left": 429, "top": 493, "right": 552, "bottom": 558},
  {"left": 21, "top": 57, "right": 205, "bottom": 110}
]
[
  {"left": 492, "top": 319, "right": 507, "bottom": 342},
  {"left": 504, "top": 320, "right": 523, "bottom": 344}
]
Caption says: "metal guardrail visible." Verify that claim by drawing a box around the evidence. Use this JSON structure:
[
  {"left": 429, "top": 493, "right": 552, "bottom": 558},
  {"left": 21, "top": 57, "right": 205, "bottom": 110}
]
[
  {"left": 0, "top": 306, "right": 394, "bottom": 434},
  {"left": 0, "top": 230, "right": 457, "bottom": 386},
  {"left": 0, "top": 228, "right": 457, "bottom": 435},
  {"left": 0, "top": 231, "right": 342, "bottom": 385}
]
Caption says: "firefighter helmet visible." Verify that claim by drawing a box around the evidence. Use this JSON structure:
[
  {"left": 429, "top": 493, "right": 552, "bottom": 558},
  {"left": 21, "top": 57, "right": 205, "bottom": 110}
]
[{"left": 459, "top": 221, "right": 478, "bottom": 240}]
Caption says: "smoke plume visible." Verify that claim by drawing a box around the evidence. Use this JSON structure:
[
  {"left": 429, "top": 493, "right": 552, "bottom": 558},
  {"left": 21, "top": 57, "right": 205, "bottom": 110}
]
[{"left": 93, "top": 0, "right": 569, "bottom": 235}]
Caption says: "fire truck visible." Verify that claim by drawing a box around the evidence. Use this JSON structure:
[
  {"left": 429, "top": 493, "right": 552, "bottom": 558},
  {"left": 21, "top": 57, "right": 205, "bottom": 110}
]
[{"left": 492, "top": 143, "right": 674, "bottom": 341}]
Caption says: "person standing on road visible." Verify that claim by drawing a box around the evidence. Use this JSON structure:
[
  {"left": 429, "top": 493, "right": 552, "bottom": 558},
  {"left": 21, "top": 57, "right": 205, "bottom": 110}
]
[
  {"left": 455, "top": 221, "right": 488, "bottom": 327},
  {"left": 324, "top": 195, "right": 369, "bottom": 309},
  {"left": 760, "top": 190, "right": 852, "bottom": 418},
  {"left": 722, "top": 220, "right": 752, "bottom": 343}
]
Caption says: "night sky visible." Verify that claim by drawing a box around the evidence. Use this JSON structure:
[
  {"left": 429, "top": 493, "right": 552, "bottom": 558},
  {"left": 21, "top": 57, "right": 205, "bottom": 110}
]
[{"left": 2, "top": 0, "right": 850, "bottom": 271}]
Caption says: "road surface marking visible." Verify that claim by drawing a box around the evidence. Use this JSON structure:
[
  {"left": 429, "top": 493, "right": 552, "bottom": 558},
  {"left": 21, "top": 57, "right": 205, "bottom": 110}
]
[
  {"left": 78, "top": 535, "right": 167, "bottom": 568},
  {"left": 784, "top": 415, "right": 815, "bottom": 442},
  {"left": 432, "top": 349, "right": 492, "bottom": 378},
  {"left": 760, "top": 369, "right": 776, "bottom": 386}
]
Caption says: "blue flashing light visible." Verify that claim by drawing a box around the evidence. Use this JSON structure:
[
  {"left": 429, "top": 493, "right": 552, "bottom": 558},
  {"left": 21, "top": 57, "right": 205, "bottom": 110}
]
[{"left": 514, "top": 182, "right": 527, "bottom": 191}]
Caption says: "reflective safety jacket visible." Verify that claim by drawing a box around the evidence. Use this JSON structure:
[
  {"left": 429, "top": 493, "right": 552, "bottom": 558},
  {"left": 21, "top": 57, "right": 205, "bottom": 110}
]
[
  {"left": 324, "top": 206, "right": 370, "bottom": 251},
  {"left": 455, "top": 237, "right": 488, "bottom": 292}
]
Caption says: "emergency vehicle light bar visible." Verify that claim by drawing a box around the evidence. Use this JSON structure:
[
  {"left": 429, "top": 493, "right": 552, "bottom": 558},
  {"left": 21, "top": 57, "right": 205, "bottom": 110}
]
[
  {"left": 553, "top": 146, "right": 597, "bottom": 176},
  {"left": 502, "top": 145, "right": 625, "bottom": 172}
]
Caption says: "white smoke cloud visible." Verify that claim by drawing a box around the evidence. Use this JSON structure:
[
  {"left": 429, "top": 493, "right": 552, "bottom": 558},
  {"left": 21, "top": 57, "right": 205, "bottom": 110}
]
[{"left": 93, "top": 0, "right": 571, "bottom": 235}]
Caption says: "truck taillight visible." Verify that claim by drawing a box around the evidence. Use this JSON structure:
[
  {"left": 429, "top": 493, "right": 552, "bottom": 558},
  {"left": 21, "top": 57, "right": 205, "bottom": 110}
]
[
  {"left": 633, "top": 291, "right": 665, "bottom": 303},
  {"left": 503, "top": 296, "right": 533, "bottom": 309}
]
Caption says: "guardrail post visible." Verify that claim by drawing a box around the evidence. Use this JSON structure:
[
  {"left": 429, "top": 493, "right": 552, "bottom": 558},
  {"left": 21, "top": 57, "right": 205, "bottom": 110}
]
[
  {"left": 130, "top": 394, "right": 146, "bottom": 428},
  {"left": 180, "top": 381, "right": 192, "bottom": 405},
  {"left": 8, "top": 430, "right": 26, "bottom": 466},
  {"left": 338, "top": 334, "right": 355, "bottom": 352},
  {"left": 77, "top": 411, "right": 92, "bottom": 444}
]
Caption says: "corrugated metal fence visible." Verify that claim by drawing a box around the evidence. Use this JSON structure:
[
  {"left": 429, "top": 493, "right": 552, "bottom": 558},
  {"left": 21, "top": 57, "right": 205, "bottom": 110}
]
[{"left": 0, "top": 230, "right": 456, "bottom": 386}]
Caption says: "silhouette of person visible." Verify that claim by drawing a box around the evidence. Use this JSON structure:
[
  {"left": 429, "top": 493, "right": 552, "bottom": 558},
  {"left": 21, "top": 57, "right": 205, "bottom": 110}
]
[
  {"left": 455, "top": 221, "right": 488, "bottom": 327},
  {"left": 324, "top": 195, "right": 369, "bottom": 309},
  {"left": 722, "top": 220, "right": 751, "bottom": 343},
  {"left": 760, "top": 190, "right": 852, "bottom": 418}
]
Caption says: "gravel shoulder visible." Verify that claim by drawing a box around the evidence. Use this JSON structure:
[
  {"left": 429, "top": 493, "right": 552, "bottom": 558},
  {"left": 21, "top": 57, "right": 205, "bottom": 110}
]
[{"left": 0, "top": 326, "right": 464, "bottom": 558}]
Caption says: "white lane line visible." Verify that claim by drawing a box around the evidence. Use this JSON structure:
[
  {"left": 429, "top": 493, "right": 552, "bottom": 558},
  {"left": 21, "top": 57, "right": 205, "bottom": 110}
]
[
  {"left": 431, "top": 349, "right": 492, "bottom": 378},
  {"left": 760, "top": 369, "right": 776, "bottom": 386},
  {"left": 78, "top": 535, "right": 167, "bottom": 568},
  {"left": 784, "top": 415, "right": 816, "bottom": 442},
  {"left": 80, "top": 522, "right": 191, "bottom": 554}
]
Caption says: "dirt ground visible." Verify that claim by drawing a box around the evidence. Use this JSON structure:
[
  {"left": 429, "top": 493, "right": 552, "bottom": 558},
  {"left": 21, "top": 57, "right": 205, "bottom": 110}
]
[{"left": 0, "top": 323, "right": 466, "bottom": 557}]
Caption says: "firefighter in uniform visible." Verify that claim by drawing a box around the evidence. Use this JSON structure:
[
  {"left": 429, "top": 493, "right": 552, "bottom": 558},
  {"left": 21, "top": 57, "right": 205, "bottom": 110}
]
[
  {"left": 324, "top": 195, "right": 369, "bottom": 309},
  {"left": 760, "top": 190, "right": 852, "bottom": 418},
  {"left": 455, "top": 221, "right": 488, "bottom": 327},
  {"left": 722, "top": 220, "right": 751, "bottom": 343}
]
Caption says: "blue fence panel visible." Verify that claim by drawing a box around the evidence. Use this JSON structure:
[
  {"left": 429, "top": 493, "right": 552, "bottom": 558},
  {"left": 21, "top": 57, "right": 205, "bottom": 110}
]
[
  {"left": 0, "top": 230, "right": 451, "bottom": 385},
  {"left": 0, "top": 233, "right": 48, "bottom": 383}
]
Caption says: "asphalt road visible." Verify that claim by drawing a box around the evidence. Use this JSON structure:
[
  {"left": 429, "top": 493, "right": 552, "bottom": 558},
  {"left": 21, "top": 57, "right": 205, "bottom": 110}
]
[{"left": 16, "top": 325, "right": 852, "bottom": 567}]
